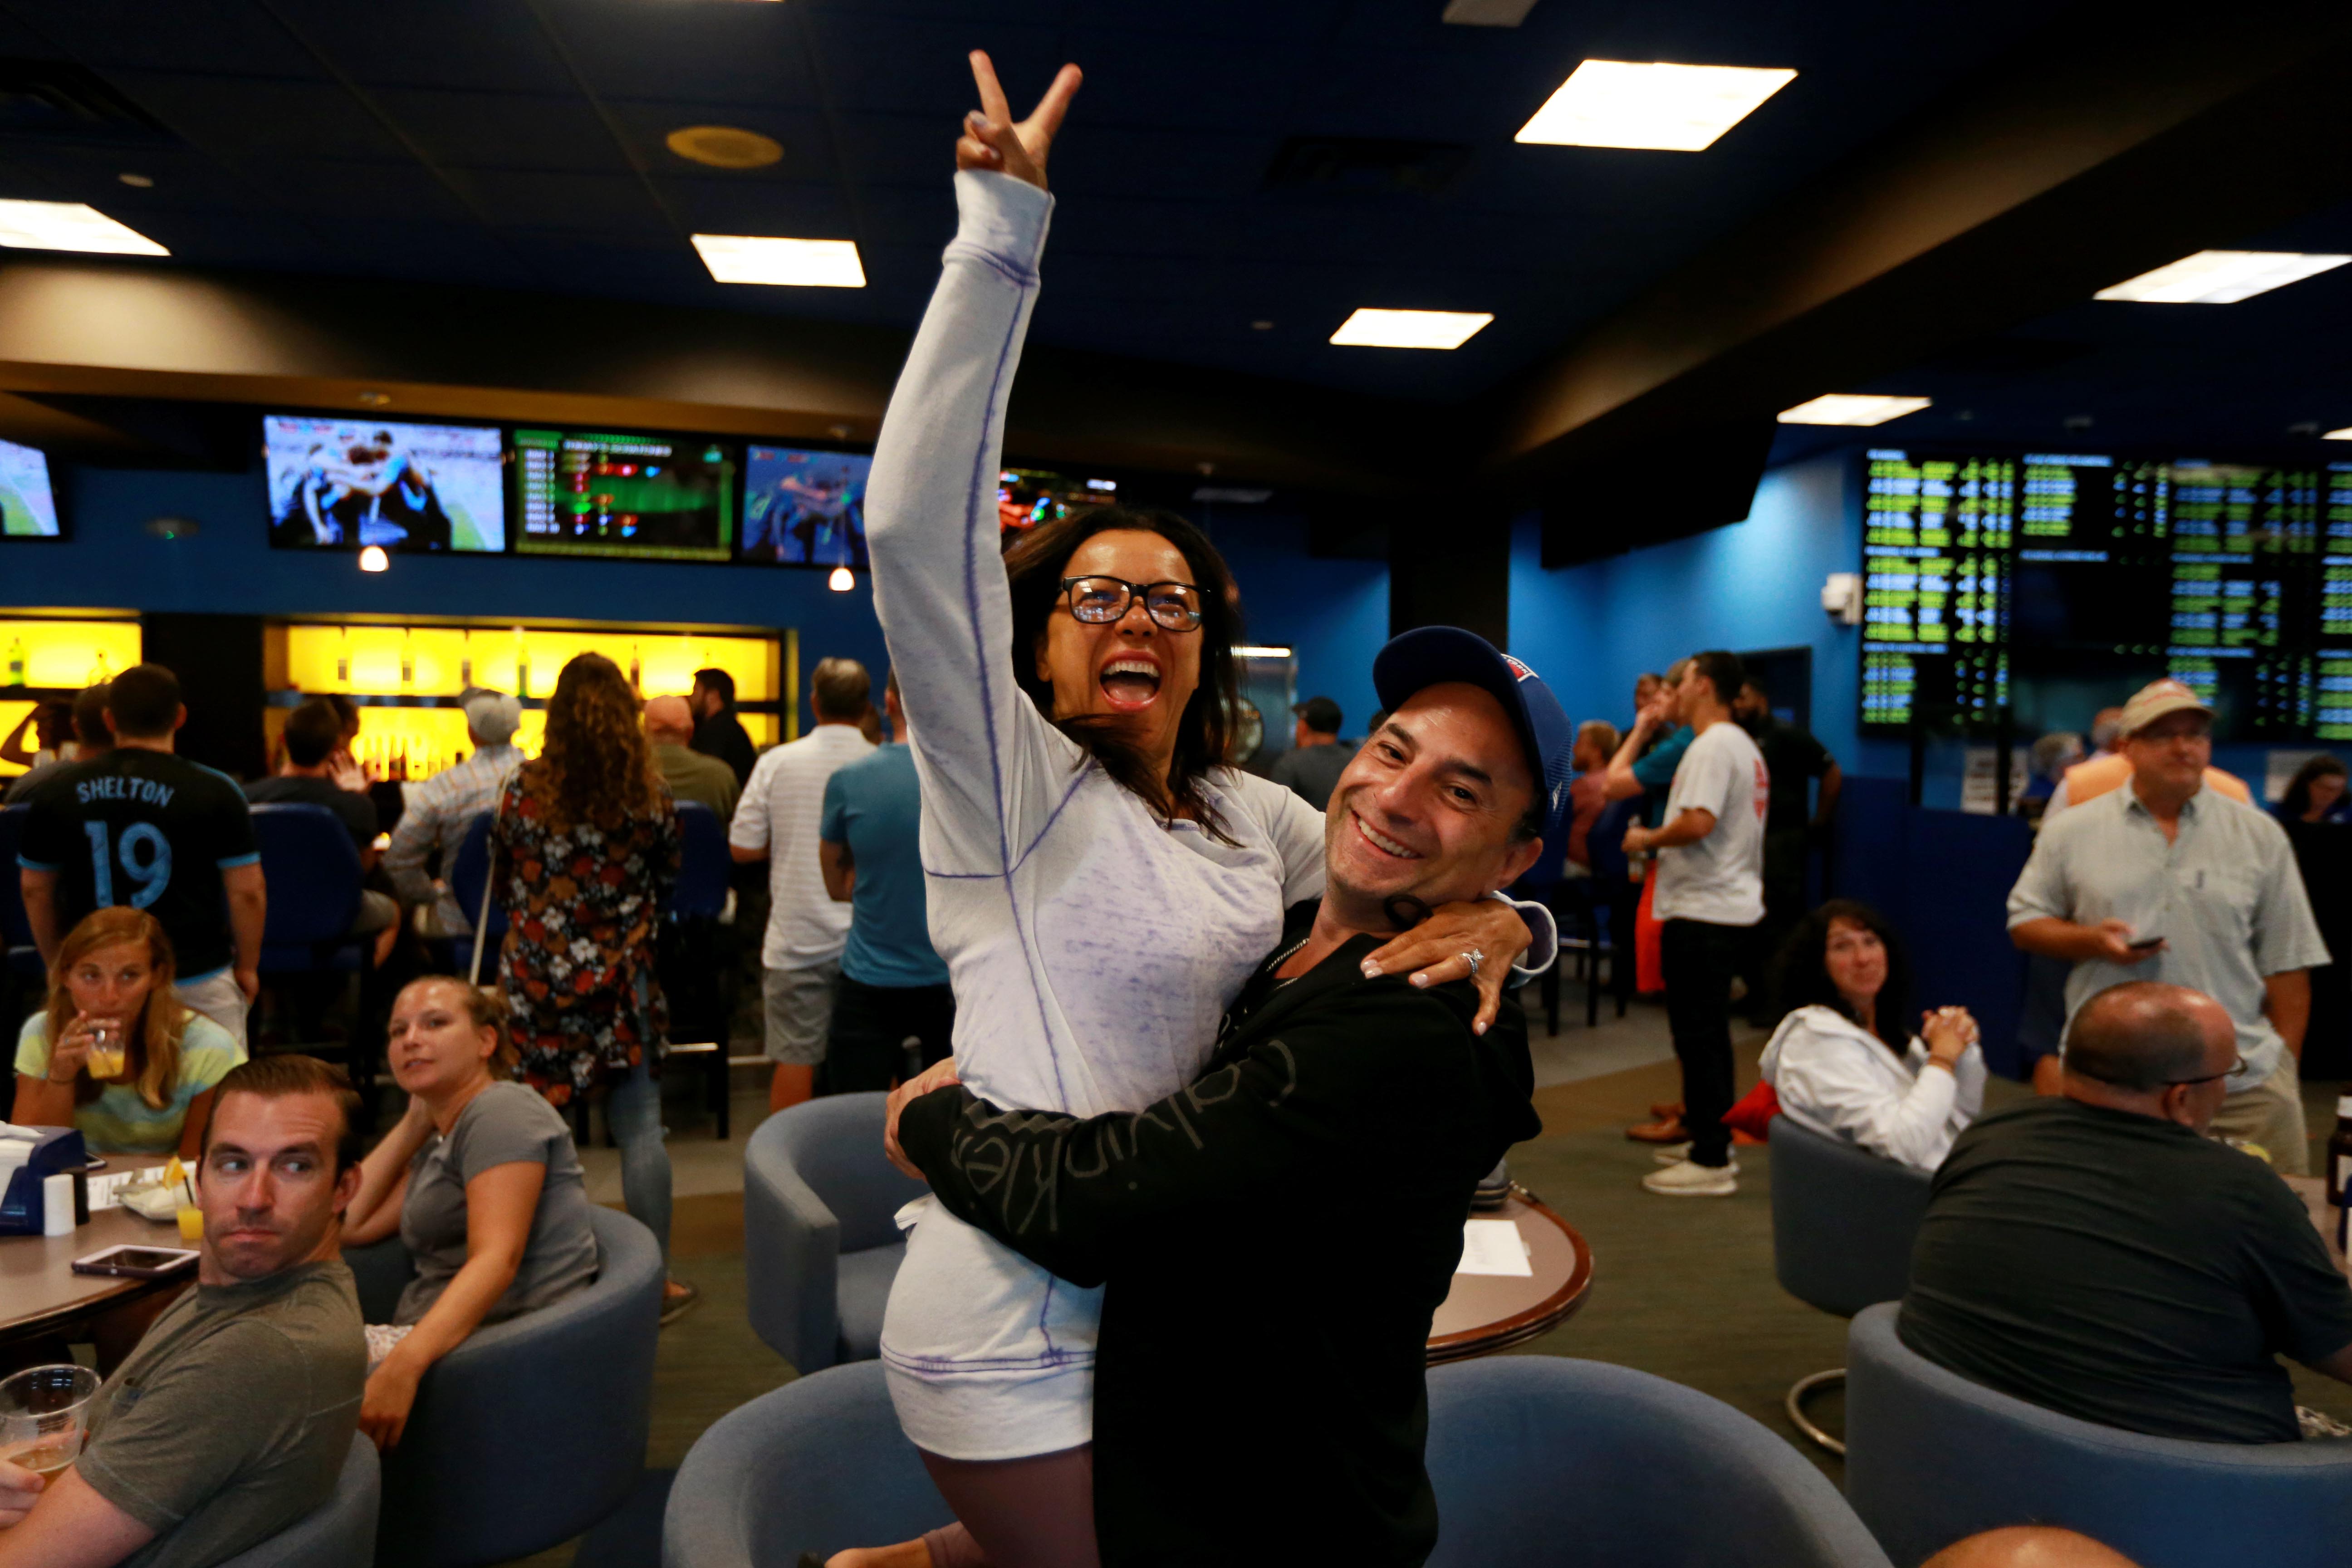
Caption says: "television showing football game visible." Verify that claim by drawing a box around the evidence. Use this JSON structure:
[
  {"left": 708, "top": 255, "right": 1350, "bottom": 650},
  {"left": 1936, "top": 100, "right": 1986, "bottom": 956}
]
[
  {"left": 0, "top": 437, "right": 59, "bottom": 538},
  {"left": 512, "top": 428, "right": 739, "bottom": 563},
  {"left": 742, "top": 446, "right": 871, "bottom": 567},
  {"left": 265, "top": 416, "right": 506, "bottom": 553}
]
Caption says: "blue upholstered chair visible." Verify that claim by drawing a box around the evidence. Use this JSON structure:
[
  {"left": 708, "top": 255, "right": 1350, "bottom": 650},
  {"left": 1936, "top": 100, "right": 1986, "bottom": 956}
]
[
  {"left": 1845, "top": 1302, "right": 2352, "bottom": 1568},
  {"left": 1422, "top": 1355, "right": 1892, "bottom": 1568},
  {"left": 446, "top": 811, "right": 504, "bottom": 975},
  {"left": 743, "top": 1093, "right": 928, "bottom": 1372},
  {"left": 664, "top": 1360, "right": 950, "bottom": 1567},
  {"left": 215, "top": 1432, "right": 380, "bottom": 1568},
  {"left": 251, "top": 803, "right": 366, "bottom": 972},
  {"left": 0, "top": 804, "right": 43, "bottom": 985},
  {"left": 344, "top": 1205, "right": 664, "bottom": 1568},
  {"left": 662, "top": 800, "right": 738, "bottom": 1137},
  {"left": 1767, "top": 1112, "right": 1933, "bottom": 1454},
  {"left": 662, "top": 1353, "right": 1892, "bottom": 1568}
]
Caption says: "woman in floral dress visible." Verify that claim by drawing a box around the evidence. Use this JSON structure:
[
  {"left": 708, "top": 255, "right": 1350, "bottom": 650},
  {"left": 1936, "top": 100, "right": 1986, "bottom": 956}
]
[{"left": 490, "top": 651, "right": 693, "bottom": 1316}]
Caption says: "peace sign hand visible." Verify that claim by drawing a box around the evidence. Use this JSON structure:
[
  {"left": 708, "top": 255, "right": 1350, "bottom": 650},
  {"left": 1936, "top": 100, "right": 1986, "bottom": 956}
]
[{"left": 957, "top": 50, "right": 1082, "bottom": 191}]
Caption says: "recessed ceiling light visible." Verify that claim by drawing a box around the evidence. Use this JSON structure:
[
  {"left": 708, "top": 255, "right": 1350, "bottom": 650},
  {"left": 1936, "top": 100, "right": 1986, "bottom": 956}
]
[
  {"left": 666, "top": 126, "right": 784, "bottom": 170},
  {"left": 117, "top": 173, "right": 153, "bottom": 189},
  {"left": 2094, "top": 250, "right": 2351, "bottom": 304},
  {"left": 1250, "top": 319, "right": 1274, "bottom": 331},
  {"left": 1777, "top": 394, "right": 1932, "bottom": 426},
  {"left": 1517, "top": 60, "right": 1796, "bottom": 152},
  {"left": 1330, "top": 308, "right": 1493, "bottom": 349},
  {"left": 0, "top": 199, "right": 167, "bottom": 256},
  {"left": 2325, "top": 426, "right": 2352, "bottom": 441},
  {"left": 691, "top": 234, "right": 865, "bottom": 287}
]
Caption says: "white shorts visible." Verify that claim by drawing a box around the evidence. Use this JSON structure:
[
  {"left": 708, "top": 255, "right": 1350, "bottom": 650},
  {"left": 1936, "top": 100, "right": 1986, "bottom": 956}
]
[
  {"left": 175, "top": 971, "right": 250, "bottom": 1052},
  {"left": 878, "top": 1198, "right": 1102, "bottom": 1461}
]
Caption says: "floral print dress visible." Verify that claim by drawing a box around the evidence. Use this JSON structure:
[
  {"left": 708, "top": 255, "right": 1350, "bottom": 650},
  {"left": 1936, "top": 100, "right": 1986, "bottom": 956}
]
[{"left": 490, "top": 765, "right": 681, "bottom": 1105}]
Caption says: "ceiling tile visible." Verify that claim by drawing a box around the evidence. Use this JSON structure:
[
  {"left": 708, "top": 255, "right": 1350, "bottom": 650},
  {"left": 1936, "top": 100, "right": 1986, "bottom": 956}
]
[
  {"left": 265, "top": 0, "right": 574, "bottom": 93},
  {"left": 441, "top": 167, "right": 671, "bottom": 236},
  {"left": 538, "top": 0, "right": 816, "bottom": 106},
  {"left": 370, "top": 88, "right": 629, "bottom": 173},
  {"left": 6, "top": 0, "right": 322, "bottom": 77},
  {"left": 96, "top": 71, "right": 412, "bottom": 161}
]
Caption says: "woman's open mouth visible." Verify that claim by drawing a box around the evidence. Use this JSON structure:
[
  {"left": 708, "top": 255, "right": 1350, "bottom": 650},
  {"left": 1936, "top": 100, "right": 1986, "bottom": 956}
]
[{"left": 1099, "top": 656, "right": 1163, "bottom": 711}]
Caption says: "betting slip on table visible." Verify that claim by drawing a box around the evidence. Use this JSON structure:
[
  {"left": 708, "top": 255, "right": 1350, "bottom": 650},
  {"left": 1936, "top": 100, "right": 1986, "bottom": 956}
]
[{"left": 1426, "top": 1190, "right": 1593, "bottom": 1364}]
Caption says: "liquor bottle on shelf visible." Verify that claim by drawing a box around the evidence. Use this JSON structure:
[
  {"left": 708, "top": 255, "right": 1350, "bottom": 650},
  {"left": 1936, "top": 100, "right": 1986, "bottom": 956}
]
[
  {"left": 629, "top": 642, "right": 641, "bottom": 691},
  {"left": 87, "top": 651, "right": 110, "bottom": 686},
  {"left": 4, "top": 637, "right": 23, "bottom": 687},
  {"left": 335, "top": 629, "right": 349, "bottom": 686},
  {"left": 400, "top": 632, "right": 414, "bottom": 691},
  {"left": 460, "top": 629, "right": 474, "bottom": 689},
  {"left": 514, "top": 627, "right": 529, "bottom": 700}
]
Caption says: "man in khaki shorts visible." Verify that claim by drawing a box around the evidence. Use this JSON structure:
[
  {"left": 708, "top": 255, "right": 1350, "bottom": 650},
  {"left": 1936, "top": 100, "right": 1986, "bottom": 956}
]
[{"left": 2009, "top": 678, "right": 2328, "bottom": 1172}]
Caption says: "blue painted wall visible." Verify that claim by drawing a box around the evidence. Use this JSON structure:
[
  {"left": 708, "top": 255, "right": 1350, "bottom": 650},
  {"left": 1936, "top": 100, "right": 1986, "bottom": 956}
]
[
  {"left": 1508, "top": 449, "right": 1911, "bottom": 779},
  {"left": 1202, "top": 512, "right": 1387, "bottom": 740}
]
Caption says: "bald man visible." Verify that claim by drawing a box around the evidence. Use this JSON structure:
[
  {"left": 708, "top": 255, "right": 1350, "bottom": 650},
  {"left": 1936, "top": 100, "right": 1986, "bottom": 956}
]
[
  {"left": 1923, "top": 1527, "right": 2141, "bottom": 1568},
  {"left": 1901, "top": 981, "right": 2352, "bottom": 1444},
  {"left": 646, "top": 695, "right": 740, "bottom": 822}
]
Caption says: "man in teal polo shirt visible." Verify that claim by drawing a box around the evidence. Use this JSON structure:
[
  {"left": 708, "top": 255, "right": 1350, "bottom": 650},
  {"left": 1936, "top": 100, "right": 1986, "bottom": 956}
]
[{"left": 817, "top": 669, "right": 952, "bottom": 1093}]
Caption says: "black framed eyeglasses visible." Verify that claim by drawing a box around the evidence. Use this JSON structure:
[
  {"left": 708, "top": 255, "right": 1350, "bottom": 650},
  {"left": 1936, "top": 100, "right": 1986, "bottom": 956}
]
[
  {"left": 2163, "top": 1054, "right": 2246, "bottom": 1087},
  {"left": 1058, "top": 576, "right": 1206, "bottom": 632}
]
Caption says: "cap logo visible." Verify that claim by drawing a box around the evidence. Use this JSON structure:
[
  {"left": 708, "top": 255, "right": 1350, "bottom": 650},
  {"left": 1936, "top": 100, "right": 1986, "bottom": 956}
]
[{"left": 1502, "top": 655, "right": 1536, "bottom": 683}]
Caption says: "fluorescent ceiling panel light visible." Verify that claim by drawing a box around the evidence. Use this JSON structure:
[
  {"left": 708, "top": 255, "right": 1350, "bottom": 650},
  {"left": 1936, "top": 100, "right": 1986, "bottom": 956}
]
[
  {"left": 1777, "top": 394, "right": 1931, "bottom": 426},
  {"left": 1442, "top": 0, "right": 1542, "bottom": 24},
  {"left": 2094, "top": 250, "right": 2351, "bottom": 304},
  {"left": 1330, "top": 308, "right": 1493, "bottom": 349},
  {"left": 1516, "top": 60, "right": 1796, "bottom": 152},
  {"left": 691, "top": 234, "right": 865, "bottom": 287},
  {"left": 2324, "top": 426, "right": 2352, "bottom": 441},
  {"left": 0, "top": 199, "right": 167, "bottom": 256}
]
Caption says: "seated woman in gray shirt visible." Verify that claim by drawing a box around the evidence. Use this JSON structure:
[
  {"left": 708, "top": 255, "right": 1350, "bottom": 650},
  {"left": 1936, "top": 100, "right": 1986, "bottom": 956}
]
[{"left": 340, "top": 976, "right": 599, "bottom": 1449}]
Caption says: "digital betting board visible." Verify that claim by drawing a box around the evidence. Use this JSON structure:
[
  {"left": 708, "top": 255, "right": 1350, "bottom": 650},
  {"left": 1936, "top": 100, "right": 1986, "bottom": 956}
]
[
  {"left": 512, "top": 429, "right": 739, "bottom": 563},
  {"left": 1860, "top": 449, "right": 2352, "bottom": 742}
]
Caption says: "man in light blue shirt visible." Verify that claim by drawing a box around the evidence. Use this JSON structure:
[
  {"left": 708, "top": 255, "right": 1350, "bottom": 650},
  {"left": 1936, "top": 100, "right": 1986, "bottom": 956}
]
[{"left": 818, "top": 670, "right": 952, "bottom": 1093}]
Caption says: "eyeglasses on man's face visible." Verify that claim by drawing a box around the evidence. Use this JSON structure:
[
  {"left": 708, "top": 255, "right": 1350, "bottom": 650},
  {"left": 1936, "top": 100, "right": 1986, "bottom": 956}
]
[
  {"left": 2164, "top": 1054, "right": 2245, "bottom": 1087},
  {"left": 1058, "top": 576, "right": 1205, "bottom": 632}
]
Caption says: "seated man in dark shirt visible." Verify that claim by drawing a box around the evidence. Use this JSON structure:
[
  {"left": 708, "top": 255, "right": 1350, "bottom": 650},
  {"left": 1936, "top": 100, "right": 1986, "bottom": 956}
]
[
  {"left": 888, "top": 627, "right": 1562, "bottom": 1567},
  {"left": 245, "top": 697, "right": 397, "bottom": 962},
  {"left": 1901, "top": 980, "right": 2352, "bottom": 1443}
]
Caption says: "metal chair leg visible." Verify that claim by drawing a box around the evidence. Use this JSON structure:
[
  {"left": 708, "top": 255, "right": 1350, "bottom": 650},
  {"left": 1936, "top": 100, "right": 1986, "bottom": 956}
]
[{"left": 1786, "top": 1367, "right": 1846, "bottom": 1455}]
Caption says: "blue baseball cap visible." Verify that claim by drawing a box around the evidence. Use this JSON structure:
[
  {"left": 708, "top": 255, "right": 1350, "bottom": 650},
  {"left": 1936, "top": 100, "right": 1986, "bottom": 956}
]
[{"left": 1371, "top": 627, "right": 1574, "bottom": 837}]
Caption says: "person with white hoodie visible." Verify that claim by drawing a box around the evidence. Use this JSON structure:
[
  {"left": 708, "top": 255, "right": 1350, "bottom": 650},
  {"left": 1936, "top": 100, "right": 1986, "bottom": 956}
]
[{"left": 1760, "top": 899, "right": 1987, "bottom": 1172}]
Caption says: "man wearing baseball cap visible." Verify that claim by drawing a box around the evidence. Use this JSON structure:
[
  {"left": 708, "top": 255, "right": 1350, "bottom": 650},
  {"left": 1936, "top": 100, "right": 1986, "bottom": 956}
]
[
  {"left": 2009, "top": 678, "right": 2329, "bottom": 1168},
  {"left": 885, "top": 625, "right": 1558, "bottom": 1566},
  {"left": 1268, "top": 693, "right": 1350, "bottom": 811},
  {"left": 382, "top": 686, "right": 525, "bottom": 940}
]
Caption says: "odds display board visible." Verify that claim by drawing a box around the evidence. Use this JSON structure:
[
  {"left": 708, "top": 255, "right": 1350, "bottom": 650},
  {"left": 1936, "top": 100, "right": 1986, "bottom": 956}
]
[
  {"left": 1861, "top": 448, "right": 2352, "bottom": 741},
  {"left": 512, "top": 428, "right": 740, "bottom": 562}
]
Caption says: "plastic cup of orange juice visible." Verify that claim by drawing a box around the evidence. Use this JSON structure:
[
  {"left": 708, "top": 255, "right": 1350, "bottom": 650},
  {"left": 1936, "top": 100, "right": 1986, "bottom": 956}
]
[{"left": 176, "top": 1205, "right": 203, "bottom": 1243}]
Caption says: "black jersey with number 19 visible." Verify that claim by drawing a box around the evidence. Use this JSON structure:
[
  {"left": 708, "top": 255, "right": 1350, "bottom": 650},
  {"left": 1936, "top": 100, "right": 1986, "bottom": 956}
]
[{"left": 17, "top": 749, "right": 259, "bottom": 980}]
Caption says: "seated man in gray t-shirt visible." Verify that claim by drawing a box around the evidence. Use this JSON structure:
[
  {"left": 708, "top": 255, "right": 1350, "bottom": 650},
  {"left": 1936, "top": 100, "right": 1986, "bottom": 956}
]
[{"left": 0, "top": 1057, "right": 367, "bottom": 1568}]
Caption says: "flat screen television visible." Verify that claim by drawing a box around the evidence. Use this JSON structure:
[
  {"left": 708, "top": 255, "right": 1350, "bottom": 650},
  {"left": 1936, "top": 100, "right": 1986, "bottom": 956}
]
[
  {"left": 742, "top": 446, "right": 872, "bottom": 567},
  {"left": 264, "top": 415, "right": 506, "bottom": 553},
  {"left": 512, "top": 428, "right": 739, "bottom": 563},
  {"left": 0, "top": 437, "right": 59, "bottom": 538}
]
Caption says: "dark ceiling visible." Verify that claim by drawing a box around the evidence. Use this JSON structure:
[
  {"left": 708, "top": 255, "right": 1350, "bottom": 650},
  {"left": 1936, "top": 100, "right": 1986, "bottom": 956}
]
[{"left": 0, "top": 0, "right": 2071, "bottom": 406}]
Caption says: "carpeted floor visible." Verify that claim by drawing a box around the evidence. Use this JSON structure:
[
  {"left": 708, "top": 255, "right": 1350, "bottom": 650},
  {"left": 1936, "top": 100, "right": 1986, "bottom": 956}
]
[{"left": 500, "top": 995, "right": 2352, "bottom": 1563}]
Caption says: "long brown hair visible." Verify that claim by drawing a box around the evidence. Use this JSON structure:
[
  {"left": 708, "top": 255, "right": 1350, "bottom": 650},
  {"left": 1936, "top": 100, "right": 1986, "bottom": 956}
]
[
  {"left": 45, "top": 907, "right": 184, "bottom": 1111},
  {"left": 532, "top": 652, "right": 663, "bottom": 829},
  {"left": 1002, "top": 506, "right": 1242, "bottom": 838}
]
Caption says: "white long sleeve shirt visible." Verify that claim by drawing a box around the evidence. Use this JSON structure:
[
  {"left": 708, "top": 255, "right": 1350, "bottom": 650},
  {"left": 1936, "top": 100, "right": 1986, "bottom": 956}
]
[
  {"left": 865, "top": 172, "right": 1548, "bottom": 1459},
  {"left": 1759, "top": 1004, "right": 1987, "bottom": 1172}
]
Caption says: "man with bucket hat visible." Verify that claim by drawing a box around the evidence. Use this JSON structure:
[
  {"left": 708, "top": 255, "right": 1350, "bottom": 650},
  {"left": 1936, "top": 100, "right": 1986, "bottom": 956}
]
[{"left": 2009, "top": 678, "right": 2329, "bottom": 1171}]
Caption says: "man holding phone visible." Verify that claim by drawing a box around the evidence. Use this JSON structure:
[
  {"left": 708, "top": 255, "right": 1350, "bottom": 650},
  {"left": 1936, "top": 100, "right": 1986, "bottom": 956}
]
[{"left": 2008, "top": 679, "right": 2329, "bottom": 1171}]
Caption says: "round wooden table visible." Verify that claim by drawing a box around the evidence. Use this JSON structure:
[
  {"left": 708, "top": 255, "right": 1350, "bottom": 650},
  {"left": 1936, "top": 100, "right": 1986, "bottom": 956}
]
[
  {"left": 0, "top": 1154, "right": 188, "bottom": 1346},
  {"left": 1426, "top": 1187, "right": 1592, "bottom": 1364}
]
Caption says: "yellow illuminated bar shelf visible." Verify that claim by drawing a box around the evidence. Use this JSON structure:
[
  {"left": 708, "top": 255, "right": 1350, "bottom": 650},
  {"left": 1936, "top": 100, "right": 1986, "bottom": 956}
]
[
  {"left": 1, "top": 611, "right": 143, "bottom": 779},
  {"left": 266, "top": 617, "right": 794, "bottom": 782}
]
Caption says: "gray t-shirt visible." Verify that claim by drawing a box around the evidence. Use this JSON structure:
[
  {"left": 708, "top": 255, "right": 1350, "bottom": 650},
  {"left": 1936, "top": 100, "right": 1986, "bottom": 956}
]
[
  {"left": 79, "top": 1260, "right": 364, "bottom": 1568},
  {"left": 395, "top": 1080, "right": 599, "bottom": 1327}
]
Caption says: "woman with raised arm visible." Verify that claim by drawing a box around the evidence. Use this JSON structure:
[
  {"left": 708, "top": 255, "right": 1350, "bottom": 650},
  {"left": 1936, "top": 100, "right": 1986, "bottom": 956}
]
[{"left": 845, "top": 52, "right": 1552, "bottom": 1568}]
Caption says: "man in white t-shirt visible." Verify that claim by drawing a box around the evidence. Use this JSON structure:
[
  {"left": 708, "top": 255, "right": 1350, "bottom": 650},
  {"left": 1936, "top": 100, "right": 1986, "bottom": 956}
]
[
  {"left": 729, "top": 657, "right": 876, "bottom": 1112},
  {"left": 1622, "top": 649, "right": 1768, "bottom": 1196}
]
